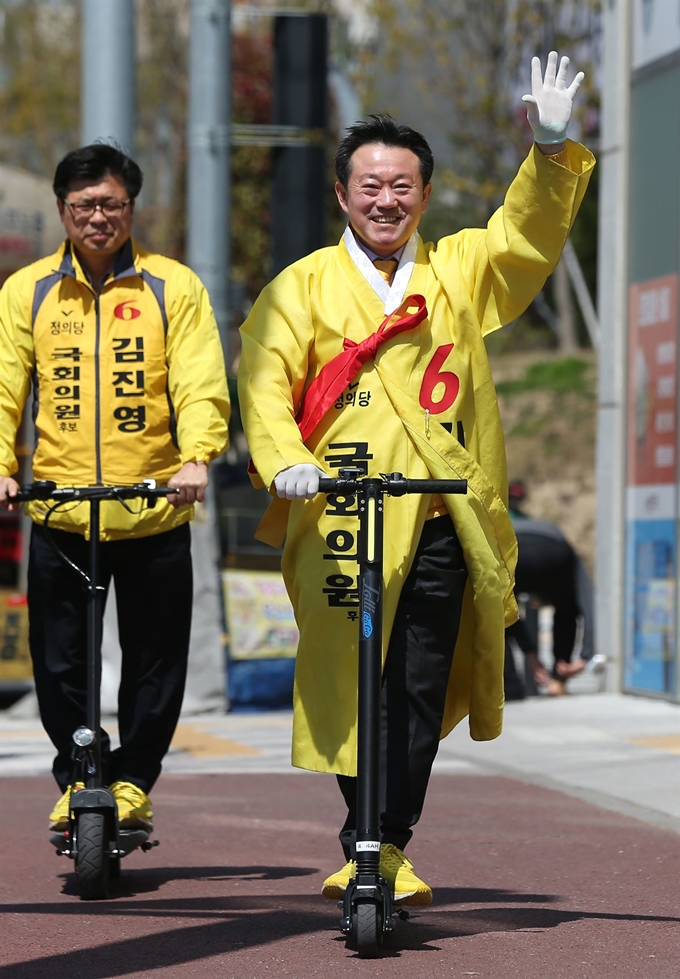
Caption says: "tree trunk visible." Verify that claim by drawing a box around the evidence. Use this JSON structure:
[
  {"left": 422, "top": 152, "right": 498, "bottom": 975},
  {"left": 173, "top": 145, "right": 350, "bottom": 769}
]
[{"left": 553, "top": 255, "right": 579, "bottom": 351}]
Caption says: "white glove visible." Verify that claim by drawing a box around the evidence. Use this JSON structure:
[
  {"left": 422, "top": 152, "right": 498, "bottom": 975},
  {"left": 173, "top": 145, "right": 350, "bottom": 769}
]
[
  {"left": 522, "top": 51, "right": 584, "bottom": 145},
  {"left": 273, "top": 463, "right": 326, "bottom": 500}
]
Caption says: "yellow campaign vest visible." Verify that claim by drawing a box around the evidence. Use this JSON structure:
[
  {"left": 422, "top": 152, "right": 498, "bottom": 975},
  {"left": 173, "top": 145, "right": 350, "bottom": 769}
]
[
  {"left": 0, "top": 238, "right": 231, "bottom": 539},
  {"left": 239, "top": 141, "right": 595, "bottom": 774}
]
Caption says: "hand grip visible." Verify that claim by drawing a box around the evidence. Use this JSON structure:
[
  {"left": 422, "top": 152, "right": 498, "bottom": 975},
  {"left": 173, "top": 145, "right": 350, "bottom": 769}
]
[
  {"left": 317, "top": 475, "right": 467, "bottom": 496},
  {"left": 10, "top": 481, "right": 180, "bottom": 503}
]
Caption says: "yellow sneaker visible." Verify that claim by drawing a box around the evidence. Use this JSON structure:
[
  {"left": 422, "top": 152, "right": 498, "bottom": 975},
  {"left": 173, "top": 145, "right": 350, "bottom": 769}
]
[
  {"left": 379, "top": 843, "right": 432, "bottom": 906},
  {"left": 321, "top": 859, "right": 356, "bottom": 900},
  {"left": 109, "top": 781, "right": 153, "bottom": 830},
  {"left": 49, "top": 782, "right": 85, "bottom": 831}
]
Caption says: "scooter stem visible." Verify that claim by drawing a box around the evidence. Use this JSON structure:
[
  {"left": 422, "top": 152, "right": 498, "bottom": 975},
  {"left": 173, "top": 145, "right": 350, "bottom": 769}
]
[
  {"left": 355, "top": 479, "right": 384, "bottom": 875},
  {"left": 86, "top": 498, "right": 103, "bottom": 789}
]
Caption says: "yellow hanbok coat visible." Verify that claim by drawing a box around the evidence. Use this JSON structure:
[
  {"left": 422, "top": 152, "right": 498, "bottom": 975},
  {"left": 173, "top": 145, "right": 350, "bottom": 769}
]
[{"left": 238, "top": 141, "right": 595, "bottom": 775}]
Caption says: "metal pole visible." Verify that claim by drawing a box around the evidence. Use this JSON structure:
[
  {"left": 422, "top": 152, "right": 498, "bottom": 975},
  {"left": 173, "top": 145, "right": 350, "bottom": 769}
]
[
  {"left": 596, "top": 0, "right": 631, "bottom": 692},
  {"left": 81, "top": 0, "right": 135, "bottom": 152},
  {"left": 562, "top": 238, "right": 600, "bottom": 350},
  {"left": 187, "top": 0, "right": 231, "bottom": 366}
]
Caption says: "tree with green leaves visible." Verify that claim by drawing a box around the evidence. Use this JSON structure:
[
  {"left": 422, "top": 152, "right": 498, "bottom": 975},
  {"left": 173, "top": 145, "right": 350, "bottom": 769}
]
[
  {"left": 354, "top": 0, "right": 601, "bottom": 348},
  {"left": 0, "top": 0, "right": 80, "bottom": 175},
  {"left": 0, "top": 0, "right": 276, "bottom": 308}
]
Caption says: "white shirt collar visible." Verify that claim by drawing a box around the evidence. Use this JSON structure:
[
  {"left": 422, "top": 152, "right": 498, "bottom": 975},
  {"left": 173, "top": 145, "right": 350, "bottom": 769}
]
[{"left": 343, "top": 225, "right": 419, "bottom": 315}]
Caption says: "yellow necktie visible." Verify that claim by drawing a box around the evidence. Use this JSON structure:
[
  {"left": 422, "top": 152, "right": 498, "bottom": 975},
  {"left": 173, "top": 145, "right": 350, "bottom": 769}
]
[{"left": 373, "top": 258, "right": 398, "bottom": 283}]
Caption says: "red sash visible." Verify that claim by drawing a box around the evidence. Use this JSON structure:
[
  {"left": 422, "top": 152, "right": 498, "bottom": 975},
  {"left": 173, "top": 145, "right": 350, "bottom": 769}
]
[{"left": 247, "top": 294, "right": 428, "bottom": 478}]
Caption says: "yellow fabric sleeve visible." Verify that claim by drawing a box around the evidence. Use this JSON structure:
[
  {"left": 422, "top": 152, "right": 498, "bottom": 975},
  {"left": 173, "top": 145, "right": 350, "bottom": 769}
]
[
  {"left": 238, "top": 280, "right": 322, "bottom": 491},
  {"left": 165, "top": 266, "right": 231, "bottom": 466},
  {"left": 442, "top": 139, "right": 595, "bottom": 337},
  {"left": 0, "top": 269, "right": 35, "bottom": 477}
]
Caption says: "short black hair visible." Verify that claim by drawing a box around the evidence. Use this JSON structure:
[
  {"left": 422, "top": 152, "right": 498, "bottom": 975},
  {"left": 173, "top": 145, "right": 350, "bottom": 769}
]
[
  {"left": 53, "top": 142, "right": 143, "bottom": 200},
  {"left": 335, "top": 113, "right": 434, "bottom": 189}
]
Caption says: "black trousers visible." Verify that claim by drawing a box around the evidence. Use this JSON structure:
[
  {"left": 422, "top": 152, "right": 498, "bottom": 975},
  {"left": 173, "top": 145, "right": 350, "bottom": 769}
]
[
  {"left": 27, "top": 522, "right": 193, "bottom": 792},
  {"left": 514, "top": 534, "right": 580, "bottom": 676},
  {"left": 337, "top": 514, "right": 468, "bottom": 859}
]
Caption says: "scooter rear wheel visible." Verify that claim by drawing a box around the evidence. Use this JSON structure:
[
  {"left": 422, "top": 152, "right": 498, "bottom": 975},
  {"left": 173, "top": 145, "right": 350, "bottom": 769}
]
[
  {"left": 354, "top": 900, "right": 383, "bottom": 958},
  {"left": 75, "top": 811, "right": 110, "bottom": 900}
]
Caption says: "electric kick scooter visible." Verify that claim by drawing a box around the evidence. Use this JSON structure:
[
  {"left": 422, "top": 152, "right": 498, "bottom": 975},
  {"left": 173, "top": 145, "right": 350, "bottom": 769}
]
[
  {"left": 12, "top": 479, "right": 179, "bottom": 900},
  {"left": 317, "top": 468, "right": 467, "bottom": 958}
]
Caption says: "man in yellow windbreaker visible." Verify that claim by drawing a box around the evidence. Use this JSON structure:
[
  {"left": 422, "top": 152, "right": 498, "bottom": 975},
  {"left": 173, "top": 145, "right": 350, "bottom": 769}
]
[
  {"left": 239, "top": 53, "right": 594, "bottom": 904},
  {"left": 0, "top": 143, "right": 230, "bottom": 833}
]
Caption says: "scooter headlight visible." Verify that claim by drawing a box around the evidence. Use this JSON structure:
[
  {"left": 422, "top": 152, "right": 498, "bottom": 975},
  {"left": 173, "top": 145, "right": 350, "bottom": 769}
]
[{"left": 73, "top": 726, "right": 95, "bottom": 747}]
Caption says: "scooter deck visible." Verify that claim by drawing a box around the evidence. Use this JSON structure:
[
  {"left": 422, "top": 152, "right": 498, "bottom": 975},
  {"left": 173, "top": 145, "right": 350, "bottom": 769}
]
[{"left": 49, "top": 827, "right": 156, "bottom": 856}]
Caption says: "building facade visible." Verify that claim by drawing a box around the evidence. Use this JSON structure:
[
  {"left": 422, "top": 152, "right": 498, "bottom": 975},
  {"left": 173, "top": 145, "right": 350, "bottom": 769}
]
[{"left": 598, "top": 0, "right": 680, "bottom": 701}]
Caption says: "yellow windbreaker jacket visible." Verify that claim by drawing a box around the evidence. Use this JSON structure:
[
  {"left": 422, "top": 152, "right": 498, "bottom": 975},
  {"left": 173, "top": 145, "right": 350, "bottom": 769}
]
[
  {"left": 239, "top": 141, "right": 595, "bottom": 774},
  {"left": 0, "top": 237, "right": 231, "bottom": 539}
]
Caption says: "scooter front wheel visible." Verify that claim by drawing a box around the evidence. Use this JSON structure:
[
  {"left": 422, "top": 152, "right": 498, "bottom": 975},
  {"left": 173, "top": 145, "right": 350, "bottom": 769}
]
[
  {"left": 75, "top": 811, "right": 110, "bottom": 900},
  {"left": 354, "top": 899, "right": 383, "bottom": 958}
]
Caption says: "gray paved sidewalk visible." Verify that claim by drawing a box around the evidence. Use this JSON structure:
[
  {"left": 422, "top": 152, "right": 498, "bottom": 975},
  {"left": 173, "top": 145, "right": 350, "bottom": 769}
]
[
  {"left": 438, "top": 693, "right": 680, "bottom": 831},
  {"left": 2, "top": 690, "right": 678, "bottom": 831}
]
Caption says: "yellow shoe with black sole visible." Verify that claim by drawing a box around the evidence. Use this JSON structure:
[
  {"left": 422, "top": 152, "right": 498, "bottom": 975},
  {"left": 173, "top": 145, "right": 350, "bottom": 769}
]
[
  {"left": 49, "top": 782, "right": 86, "bottom": 831},
  {"left": 109, "top": 781, "right": 153, "bottom": 830},
  {"left": 321, "top": 859, "right": 356, "bottom": 900},
  {"left": 379, "top": 843, "right": 433, "bottom": 905},
  {"left": 321, "top": 846, "right": 432, "bottom": 906}
]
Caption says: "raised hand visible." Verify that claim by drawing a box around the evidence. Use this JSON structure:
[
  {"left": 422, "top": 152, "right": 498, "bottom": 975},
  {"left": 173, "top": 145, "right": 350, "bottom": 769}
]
[{"left": 522, "top": 51, "right": 584, "bottom": 146}]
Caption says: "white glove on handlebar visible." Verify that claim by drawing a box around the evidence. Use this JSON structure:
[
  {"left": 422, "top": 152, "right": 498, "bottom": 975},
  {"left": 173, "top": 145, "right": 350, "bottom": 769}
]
[
  {"left": 522, "top": 51, "right": 584, "bottom": 145},
  {"left": 274, "top": 463, "right": 326, "bottom": 500}
]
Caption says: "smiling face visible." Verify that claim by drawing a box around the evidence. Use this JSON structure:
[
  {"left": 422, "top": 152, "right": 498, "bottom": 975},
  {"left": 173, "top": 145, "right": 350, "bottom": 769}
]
[{"left": 335, "top": 143, "right": 431, "bottom": 257}]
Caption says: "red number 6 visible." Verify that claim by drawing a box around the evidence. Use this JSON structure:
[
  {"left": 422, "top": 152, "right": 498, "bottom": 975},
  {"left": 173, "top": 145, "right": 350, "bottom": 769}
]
[{"left": 419, "top": 344, "right": 459, "bottom": 414}]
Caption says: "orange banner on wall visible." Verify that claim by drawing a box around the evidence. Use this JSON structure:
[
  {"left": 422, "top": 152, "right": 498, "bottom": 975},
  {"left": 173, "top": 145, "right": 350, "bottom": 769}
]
[{"left": 627, "top": 275, "right": 678, "bottom": 486}]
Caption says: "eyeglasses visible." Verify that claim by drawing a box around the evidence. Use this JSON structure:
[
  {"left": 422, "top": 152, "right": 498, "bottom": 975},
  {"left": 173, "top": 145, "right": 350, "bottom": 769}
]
[{"left": 62, "top": 197, "right": 131, "bottom": 218}]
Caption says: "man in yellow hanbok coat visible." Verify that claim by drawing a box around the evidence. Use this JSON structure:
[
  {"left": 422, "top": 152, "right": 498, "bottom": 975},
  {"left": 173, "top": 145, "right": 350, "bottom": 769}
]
[{"left": 238, "top": 52, "right": 594, "bottom": 905}]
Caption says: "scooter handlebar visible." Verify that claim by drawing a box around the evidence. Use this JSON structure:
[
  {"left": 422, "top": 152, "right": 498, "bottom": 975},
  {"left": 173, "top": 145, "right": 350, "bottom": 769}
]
[
  {"left": 318, "top": 474, "right": 467, "bottom": 496},
  {"left": 10, "top": 479, "right": 180, "bottom": 504}
]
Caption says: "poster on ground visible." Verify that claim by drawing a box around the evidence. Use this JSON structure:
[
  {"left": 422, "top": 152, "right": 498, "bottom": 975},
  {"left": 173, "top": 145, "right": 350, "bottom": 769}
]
[
  {"left": 0, "top": 591, "right": 31, "bottom": 684},
  {"left": 222, "top": 570, "right": 299, "bottom": 660}
]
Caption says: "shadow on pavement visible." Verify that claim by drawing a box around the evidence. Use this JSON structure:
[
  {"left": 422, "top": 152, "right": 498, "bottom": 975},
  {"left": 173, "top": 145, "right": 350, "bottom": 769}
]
[
  {"left": 1, "top": 890, "right": 679, "bottom": 976},
  {"left": 434, "top": 887, "right": 562, "bottom": 905},
  {"left": 387, "top": 905, "right": 680, "bottom": 951},
  {"left": 56, "top": 864, "right": 320, "bottom": 897}
]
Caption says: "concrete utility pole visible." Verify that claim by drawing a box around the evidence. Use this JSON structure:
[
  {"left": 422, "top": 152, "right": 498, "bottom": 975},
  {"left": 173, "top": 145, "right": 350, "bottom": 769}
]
[
  {"left": 596, "top": 0, "right": 631, "bottom": 692},
  {"left": 186, "top": 1, "right": 232, "bottom": 712},
  {"left": 81, "top": 0, "right": 135, "bottom": 151},
  {"left": 187, "top": 0, "right": 231, "bottom": 365}
]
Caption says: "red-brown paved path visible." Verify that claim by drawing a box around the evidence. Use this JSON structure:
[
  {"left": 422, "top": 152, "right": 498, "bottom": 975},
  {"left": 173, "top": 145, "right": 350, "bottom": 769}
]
[{"left": 2, "top": 772, "right": 679, "bottom": 979}]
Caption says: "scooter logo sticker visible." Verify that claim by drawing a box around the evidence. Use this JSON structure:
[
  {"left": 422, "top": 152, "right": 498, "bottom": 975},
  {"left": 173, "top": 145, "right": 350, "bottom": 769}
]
[{"left": 361, "top": 579, "right": 379, "bottom": 637}]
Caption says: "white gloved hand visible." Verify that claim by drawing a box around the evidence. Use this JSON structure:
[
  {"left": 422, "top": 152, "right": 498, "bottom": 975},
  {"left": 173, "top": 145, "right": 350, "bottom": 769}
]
[
  {"left": 273, "top": 463, "right": 326, "bottom": 500},
  {"left": 522, "top": 51, "right": 584, "bottom": 145}
]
